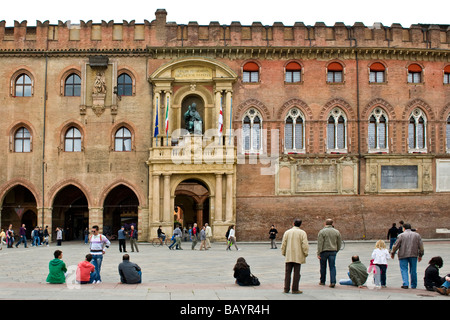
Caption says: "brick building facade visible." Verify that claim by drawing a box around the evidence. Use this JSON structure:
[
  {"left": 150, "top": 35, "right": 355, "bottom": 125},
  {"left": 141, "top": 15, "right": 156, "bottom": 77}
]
[{"left": 0, "top": 10, "right": 449, "bottom": 241}]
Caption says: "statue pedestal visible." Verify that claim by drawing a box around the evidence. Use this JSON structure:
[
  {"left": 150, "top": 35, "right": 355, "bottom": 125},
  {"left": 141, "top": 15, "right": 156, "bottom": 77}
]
[
  {"left": 92, "top": 93, "right": 106, "bottom": 116},
  {"left": 193, "top": 121, "right": 203, "bottom": 135}
]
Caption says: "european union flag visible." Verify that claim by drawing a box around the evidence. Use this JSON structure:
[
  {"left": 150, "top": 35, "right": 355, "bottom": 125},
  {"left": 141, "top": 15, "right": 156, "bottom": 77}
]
[{"left": 154, "top": 103, "right": 159, "bottom": 137}]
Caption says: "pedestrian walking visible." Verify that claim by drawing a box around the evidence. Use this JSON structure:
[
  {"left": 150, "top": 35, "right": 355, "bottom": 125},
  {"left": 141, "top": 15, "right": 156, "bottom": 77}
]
[
  {"left": 6, "top": 225, "right": 14, "bottom": 248},
  {"left": 15, "top": 224, "right": 27, "bottom": 248},
  {"left": 88, "top": 225, "right": 111, "bottom": 283},
  {"left": 46, "top": 250, "right": 67, "bottom": 284},
  {"left": 226, "top": 225, "right": 240, "bottom": 251},
  {"left": 191, "top": 223, "right": 199, "bottom": 250},
  {"left": 83, "top": 227, "right": 89, "bottom": 245},
  {"left": 317, "top": 219, "right": 342, "bottom": 288},
  {"left": 371, "top": 240, "right": 390, "bottom": 288},
  {"left": 0, "top": 229, "right": 5, "bottom": 246},
  {"left": 118, "top": 226, "right": 127, "bottom": 252},
  {"left": 269, "top": 225, "right": 278, "bottom": 249},
  {"left": 398, "top": 220, "right": 404, "bottom": 235},
  {"left": 199, "top": 226, "right": 207, "bottom": 251},
  {"left": 169, "top": 224, "right": 183, "bottom": 250},
  {"left": 387, "top": 223, "right": 399, "bottom": 251},
  {"left": 118, "top": 254, "right": 142, "bottom": 284},
  {"left": 56, "top": 227, "right": 63, "bottom": 246},
  {"left": 129, "top": 225, "right": 139, "bottom": 253},
  {"left": 339, "top": 255, "right": 368, "bottom": 287},
  {"left": 76, "top": 254, "right": 96, "bottom": 284},
  {"left": 205, "top": 223, "right": 212, "bottom": 248},
  {"left": 281, "top": 218, "right": 309, "bottom": 294},
  {"left": 32, "top": 226, "right": 41, "bottom": 246},
  {"left": 390, "top": 223, "right": 424, "bottom": 289},
  {"left": 233, "top": 257, "right": 260, "bottom": 286},
  {"left": 43, "top": 226, "right": 49, "bottom": 246}
]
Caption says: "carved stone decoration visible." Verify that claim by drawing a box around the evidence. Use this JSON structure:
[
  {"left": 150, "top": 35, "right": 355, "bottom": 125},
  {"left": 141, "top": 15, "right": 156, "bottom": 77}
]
[{"left": 91, "top": 71, "right": 107, "bottom": 116}]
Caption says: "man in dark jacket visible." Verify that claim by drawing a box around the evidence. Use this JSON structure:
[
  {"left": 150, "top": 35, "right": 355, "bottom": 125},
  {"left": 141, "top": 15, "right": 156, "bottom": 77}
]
[
  {"left": 118, "top": 254, "right": 142, "bottom": 284},
  {"left": 387, "top": 223, "right": 399, "bottom": 251}
]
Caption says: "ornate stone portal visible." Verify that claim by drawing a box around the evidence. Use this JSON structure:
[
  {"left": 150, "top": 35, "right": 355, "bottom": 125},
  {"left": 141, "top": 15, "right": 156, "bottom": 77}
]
[{"left": 147, "top": 57, "right": 237, "bottom": 240}]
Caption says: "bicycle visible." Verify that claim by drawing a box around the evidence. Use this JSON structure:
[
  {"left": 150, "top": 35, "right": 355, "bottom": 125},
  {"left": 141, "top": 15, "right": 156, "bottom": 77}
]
[{"left": 152, "top": 237, "right": 170, "bottom": 247}]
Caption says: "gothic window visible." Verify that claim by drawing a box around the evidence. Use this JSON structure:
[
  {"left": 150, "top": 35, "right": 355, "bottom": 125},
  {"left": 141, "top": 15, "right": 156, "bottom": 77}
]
[
  {"left": 242, "top": 62, "right": 259, "bottom": 83},
  {"left": 327, "top": 62, "right": 343, "bottom": 83},
  {"left": 408, "top": 108, "right": 427, "bottom": 151},
  {"left": 242, "top": 108, "right": 262, "bottom": 153},
  {"left": 114, "top": 126, "right": 132, "bottom": 152},
  {"left": 117, "top": 73, "right": 133, "bottom": 96},
  {"left": 408, "top": 64, "right": 422, "bottom": 84},
  {"left": 14, "top": 127, "right": 31, "bottom": 152},
  {"left": 285, "top": 62, "right": 301, "bottom": 83},
  {"left": 64, "top": 127, "right": 82, "bottom": 152},
  {"left": 15, "top": 73, "right": 32, "bottom": 97},
  {"left": 369, "top": 62, "right": 386, "bottom": 83},
  {"left": 368, "top": 108, "right": 388, "bottom": 152},
  {"left": 327, "top": 108, "right": 347, "bottom": 151},
  {"left": 284, "top": 108, "right": 305, "bottom": 153},
  {"left": 64, "top": 73, "right": 81, "bottom": 96}
]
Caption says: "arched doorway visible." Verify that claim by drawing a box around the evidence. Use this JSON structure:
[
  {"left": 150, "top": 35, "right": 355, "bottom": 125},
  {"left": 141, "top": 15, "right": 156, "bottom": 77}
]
[
  {"left": 1, "top": 185, "right": 37, "bottom": 237},
  {"left": 175, "top": 179, "right": 210, "bottom": 229},
  {"left": 52, "top": 185, "right": 89, "bottom": 241},
  {"left": 103, "top": 185, "right": 139, "bottom": 240}
]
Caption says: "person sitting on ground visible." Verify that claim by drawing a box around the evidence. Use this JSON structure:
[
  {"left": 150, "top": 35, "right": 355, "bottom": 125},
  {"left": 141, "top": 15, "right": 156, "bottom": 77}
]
[
  {"left": 339, "top": 255, "right": 368, "bottom": 287},
  {"left": 118, "top": 254, "right": 142, "bottom": 284},
  {"left": 424, "top": 256, "right": 450, "bottom": 294},
  {"left": 46, "top": 250, "right": 67, "bottom": 284},
  {"left": 233, "top": 257, "right": 260, "bottom": 286},
  {"left": 76, "top": 254, "right": 96, "bottom": 284}
]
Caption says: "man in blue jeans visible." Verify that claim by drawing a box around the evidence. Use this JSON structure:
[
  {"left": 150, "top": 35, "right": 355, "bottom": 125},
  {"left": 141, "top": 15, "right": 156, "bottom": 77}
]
[
  {"left": 391, "top": 223, "right": 424, "bottom": 289},
  {"left": 317, "top": 219, "right": 342, "bottom": 287},
  {"left": 88, "top": 225, "right": 111, "bottom": 284}
]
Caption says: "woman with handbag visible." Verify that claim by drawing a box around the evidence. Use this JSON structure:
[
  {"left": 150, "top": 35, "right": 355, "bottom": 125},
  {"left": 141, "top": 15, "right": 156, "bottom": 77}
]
[{"left": 233, "top": 257, "right": 260, "bottom": 286}]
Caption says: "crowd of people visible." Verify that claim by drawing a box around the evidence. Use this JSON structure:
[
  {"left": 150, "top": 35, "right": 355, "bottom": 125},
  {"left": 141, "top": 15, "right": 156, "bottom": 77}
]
[{"left": 2, "top": 219, "right": 449, "bottom": 296}]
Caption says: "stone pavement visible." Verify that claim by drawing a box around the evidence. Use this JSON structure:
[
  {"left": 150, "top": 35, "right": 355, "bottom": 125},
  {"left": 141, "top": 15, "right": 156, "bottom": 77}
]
[{"left": 0, "top": 239, "right": 449, "bottom": 301}]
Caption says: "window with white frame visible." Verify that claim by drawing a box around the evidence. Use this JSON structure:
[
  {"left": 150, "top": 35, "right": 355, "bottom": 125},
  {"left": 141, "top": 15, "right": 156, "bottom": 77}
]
[
  {"left": 14, "top": 127, "right": 31, "bottom": 152},
  {"left": 284, "top": 108, "right": 305, "bottom": 153},
  {"left": 407, "top": 64, "right": 422, "bottom": 84},
  {"left": 285, "top": 62, "right": 302, "bottom": 83},
  {"left": 114, "top": 126, "right": 132, "bottom": 152},
  {"left": 64, "top": 126, "right": 82, "bottom": 152},
  {"left": 444, "top": 66, "right": 450, "bottom": 84},
  {"left": 368, "top": 107, "right": 388, "bottom": 152},
  {"left": 327, "top": 62, "right": 344, "bottom": 83},
  {"left": 408, "top": 108, "right": 427, "bottom": 152},
  {"left": 242, "top": 108, "right": 262, "bottom": 153},
  {"left": 369, "top": 62, "right": 386, "bottom": 83},
  {"left": 242, "top": 62, "right": 259, "bottom": 83},
  {"left": 327, "top": 108, "right": 347, "bottom": 152},
  {"left": 15, "top": 73, "right": 33, "bottom": 97}
]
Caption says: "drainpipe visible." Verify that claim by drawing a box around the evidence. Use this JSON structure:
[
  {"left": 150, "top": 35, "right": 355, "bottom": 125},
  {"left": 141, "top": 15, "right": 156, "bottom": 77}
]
[{"left": 41, "top": 52, "right": 48, "bottom": 228}]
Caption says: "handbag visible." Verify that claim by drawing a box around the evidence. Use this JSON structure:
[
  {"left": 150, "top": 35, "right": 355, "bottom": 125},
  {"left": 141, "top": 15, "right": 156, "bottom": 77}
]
[{"left": 250, "top": 274, "right": 260, "bottom": 286}]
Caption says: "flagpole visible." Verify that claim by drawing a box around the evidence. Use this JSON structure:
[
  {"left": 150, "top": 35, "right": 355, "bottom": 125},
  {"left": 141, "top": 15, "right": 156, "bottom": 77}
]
[
  {"left": 228, "top": 96, "right": 233, "bottom": 145},
  {"left": 154, "top": 95, "right": 159, "bottom": 147}
]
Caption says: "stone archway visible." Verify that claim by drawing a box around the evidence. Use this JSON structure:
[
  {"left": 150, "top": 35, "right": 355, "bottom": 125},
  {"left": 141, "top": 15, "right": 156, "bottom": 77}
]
[{"left": 174, "top": 179, "right": 210, "bottom": 229}]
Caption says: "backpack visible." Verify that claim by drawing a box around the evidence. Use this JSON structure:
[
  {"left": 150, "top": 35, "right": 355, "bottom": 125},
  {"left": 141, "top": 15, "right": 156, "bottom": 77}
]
[{"left": 225, "top": 229, "right": 230, "bottom": 239}]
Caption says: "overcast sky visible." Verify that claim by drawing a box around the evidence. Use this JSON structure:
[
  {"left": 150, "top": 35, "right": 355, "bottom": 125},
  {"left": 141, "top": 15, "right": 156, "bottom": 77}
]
[{"left": 1, "top": 0, "right": 448, "bottom": 27}]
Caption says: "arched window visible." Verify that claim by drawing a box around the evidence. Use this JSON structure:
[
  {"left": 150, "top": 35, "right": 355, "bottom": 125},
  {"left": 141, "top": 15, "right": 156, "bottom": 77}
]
[
  {"left": 114, "top": 126, "right": 132, "bottom": 151},
  {"left": 284, "top": 108, "right": 305, "bottom": 152},
  {"left": 408, "top": 108, "right": 427, "bottom": 151},
  {"left": 15, "top": 73, "right": 32, "bottom": 97},
  {"left": 327, "top": 62, "right": 343, "bottom": 83},
  {"left": 285, "top": 62, "right": 301, "bottom": 83},
  {"left": 368, "top": 107, "right": 388, "bottom": 152},
  {"left": 327, "top": 108, "right": 347, "bottom": 151},
  {"left": 64, "top": 73, "right": 81, "bottom": 96},
  {"left": 117, "top": 73, "right": 133, "bottom": 96},
  {"left": 242, "top": 108, "right": 262, "bottom": 153},
  {"left": 444, "top": 65, "right": 450, "bottom": 84},
  {"left": 408, "top": 64, "right": 422, "bottom": 84},
  {"left": 369, "top": 62, "right": 386, "bottom": 83},
  {"left": 242, "top": 62, "right": 259, "bottom": 83},
  {"left": 64, "top": 127, "right": 82, "bottom": 152},
  {"left": 14, "top": 127, "right": 31, "bottom": 152}
]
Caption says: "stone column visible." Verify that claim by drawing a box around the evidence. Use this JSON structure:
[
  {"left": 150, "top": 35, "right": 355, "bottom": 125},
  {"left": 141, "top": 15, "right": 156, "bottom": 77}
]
[
  {"left": 225, "top": 173, "right": 233, "bottom": 222},
  {"left": 215, "top": 173, "right": 223, "bottom": 222},
  {"left": 152, "top": 173, "right": 161, "bottom": 222},
  {"left": 89, "top": 207, "right": 103, "bottom": 233},
  {"left": 163, "top": 173, "right": 171, "bottom": 223},
  {"left": 37, "top": 207, "right": 53, "bottom": 241}
]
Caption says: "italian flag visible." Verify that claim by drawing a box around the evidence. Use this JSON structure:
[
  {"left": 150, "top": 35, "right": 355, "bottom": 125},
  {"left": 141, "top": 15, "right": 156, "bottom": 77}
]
[
  {"left": 218, "top": 97, "right": 223, "bottom": 137},
  {"left": 165, "top": 96, "right": 169, "bottom": 135}
]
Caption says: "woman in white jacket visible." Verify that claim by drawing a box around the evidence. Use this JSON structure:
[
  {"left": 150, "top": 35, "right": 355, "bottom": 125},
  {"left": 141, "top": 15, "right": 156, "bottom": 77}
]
[{"left": 371, "top": 240, "right": 391, "bottom": 288}]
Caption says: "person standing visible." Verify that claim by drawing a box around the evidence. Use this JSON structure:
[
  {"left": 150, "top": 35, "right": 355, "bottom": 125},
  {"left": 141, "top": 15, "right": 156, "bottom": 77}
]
[
  {"left": 371, "top": 240, "right": 391, "bottom": 288},
  {"left": 317, "top": 219, "right": 342, "bottom": 288},
  {"left": 226, "top": 225, "right": 240, "bottom": 251},
  {"left": 281, "top": 218, "right": 309, "bottom": 294},
  {"left": 32, "top": 226, "right": 41, "bottom": 246},
  {"left": 269, "top": 225, "right": 278, "bottom": 249},
  {"left": 191, "top": 223, "right": 199, "bottom": 250},
  {"left": 199, "top": 226, "right": 207, "bottom": 251},
  {"left": 174, "top": 224, "right": 183, "bottom": 250},
  {"left": 83, "top": 227, "right": 89, "bottom": 245},
  {"left": 118, "top": 254, "right": 142, "bottom": 284},
  {"left": 89, "top": 225, "right": 111, "bottom": 284},
  {"left": 205, "top": 223, "right": 212, "bottom": 248},
  {"left": 397, "top": 220, "right": 404, "bottom": 235},
  {"left": 56, "top": 227, "right": 63, "bottom": 246},
  {"left": 6, "top": 225, "right": 14, "bottom": 248},
  {"left": 15, "top": 224, "right": 27, "bottom": 248},
  {"left": 390, "top": 223, "right": 424, "bottom": 289},
  {"left": 129, "top": 225, "right": 139, "bottom": 253},
  {"left": 118, "top": 226, "right": 127, "bottom": 252},
  {"left": 43, "top": 226, "right": 50, "bottom": 246},
  {"left": 387, "top": 223, "right": 399, "bottom": 251}
]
